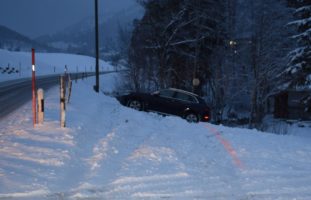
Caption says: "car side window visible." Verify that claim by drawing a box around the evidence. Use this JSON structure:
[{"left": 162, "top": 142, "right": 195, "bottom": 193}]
[
  {"left": 175, "top": 92, "right": 197, "bottom": 103},
  {"left": 187, "top": 95, "right": 197, "bottom": 103},
  {"left": 159, "top": 90, "right": 175, "bottom": 98}
]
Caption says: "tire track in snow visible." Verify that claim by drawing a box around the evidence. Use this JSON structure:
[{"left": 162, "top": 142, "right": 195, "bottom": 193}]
[
  {"left": 239, "top": 169, "right": 311, "bottom": 200},
  {"left": 86, "top": 129, "right": 116, "bottom": 173},
  {"left": 88, "top": 121, "right": 244, "bottom": 200},
  {"left": 68, "top": 116, "right": 165, "bottom": 198},
  {"left": 0, "top": 87, "right": 75, "bottom": 194}
]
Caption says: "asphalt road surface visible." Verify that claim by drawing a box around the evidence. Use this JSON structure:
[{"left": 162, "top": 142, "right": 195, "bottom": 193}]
[{"left": 0, "top": 72, "right": 113, "bottom": 120}]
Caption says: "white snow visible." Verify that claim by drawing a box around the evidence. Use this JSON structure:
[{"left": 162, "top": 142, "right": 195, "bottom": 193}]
[
  {"left": 0, "top": 74, "right": 311, "bottom": 199},
  {"left": 0, "top": 49, "right": 113, "bottom": 82},
  {"left": 1, "top": 50, "right": 311, "bottom": 199},
  {"left": 295, "top": 5, "right": 311, "bottom": 14},
  {"left": 288, "top": 16, "right": 311, "bottom": 27}
]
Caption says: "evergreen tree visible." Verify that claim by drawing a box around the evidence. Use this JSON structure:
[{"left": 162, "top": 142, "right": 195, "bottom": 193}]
[
  {"left": 208, "top": 0, "right": 293, "bottom": 124},
  {"left": 247, "top": 0, "right": 294, "bottom": 126},
  {"left": 287, "top": 0, "right": 311, "bottom": 87}
]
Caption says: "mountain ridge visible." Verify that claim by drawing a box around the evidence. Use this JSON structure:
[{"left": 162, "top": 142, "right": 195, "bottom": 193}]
[
  {"left": 35, "top": 4, "right": 144, "bottom": 56},
  {"left": 0, "top": 25, "right": 57, "bottom": 52}
]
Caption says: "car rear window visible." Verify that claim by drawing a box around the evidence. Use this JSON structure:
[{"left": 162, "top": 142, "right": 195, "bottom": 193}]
[{"left": 197, "top": 97, "right": 207, "bottom": 105}]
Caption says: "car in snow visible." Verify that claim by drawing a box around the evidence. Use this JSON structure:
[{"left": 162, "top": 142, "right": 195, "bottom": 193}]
[{"left": 116, "top": 88, "right": 211, "bottom": 123}]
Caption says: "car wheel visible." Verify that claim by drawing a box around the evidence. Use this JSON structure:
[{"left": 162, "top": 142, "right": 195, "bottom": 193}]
[
  {"left": 185, "top": 113, "right": 199, "bottom": 123},
  {"left": 128, "top": 99, "right": 143, "bottom": 111}
]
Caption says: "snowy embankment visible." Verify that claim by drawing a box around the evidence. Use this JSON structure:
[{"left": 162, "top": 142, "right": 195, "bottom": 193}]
[
  {"left": 0, "top": 49, "right": 113, "bottom": 82},
  {"left": 0, "top": 75, "right": 311, "bottom": 199}
]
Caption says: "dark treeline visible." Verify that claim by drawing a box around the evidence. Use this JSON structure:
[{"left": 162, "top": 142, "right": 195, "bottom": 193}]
[{"left": 122, "top": 0, "right": 310, "bottom": 127}]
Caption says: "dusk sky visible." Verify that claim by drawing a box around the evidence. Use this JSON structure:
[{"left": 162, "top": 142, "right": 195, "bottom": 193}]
[{"left": 0, "top": 0, "right": 137, "bottom": 38}]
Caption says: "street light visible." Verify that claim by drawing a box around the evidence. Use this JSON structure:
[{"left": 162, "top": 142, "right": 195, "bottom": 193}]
[{"left": 93, "top": 0, "right": 100, "bottom": 93}]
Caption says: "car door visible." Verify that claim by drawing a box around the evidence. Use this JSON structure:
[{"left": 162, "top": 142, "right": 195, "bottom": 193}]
[
  {"left": 170, "top": 92, "right": 197, "bottom": 115},
  {"left": 148, "top": 89, "right": 176, "bottom": 115}
]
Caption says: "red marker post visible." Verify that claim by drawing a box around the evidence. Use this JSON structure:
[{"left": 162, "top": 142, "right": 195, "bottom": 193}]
[{"left": 32, "top": 48, "right": 37, "bottom": 127}]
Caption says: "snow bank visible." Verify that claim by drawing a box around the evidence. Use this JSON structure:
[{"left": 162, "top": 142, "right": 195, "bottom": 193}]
[{"left": 0, "top": 76, "right": 311, "bottom": 199}]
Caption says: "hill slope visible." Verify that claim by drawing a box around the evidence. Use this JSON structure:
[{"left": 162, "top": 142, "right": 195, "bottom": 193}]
[{"left": 0, "top": 25, "right": 54, "bottom": 52}]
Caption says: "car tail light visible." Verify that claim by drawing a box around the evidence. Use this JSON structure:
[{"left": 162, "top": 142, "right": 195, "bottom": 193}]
[{"left": 203, "top": 115, "right": 209, "bottom": 120}]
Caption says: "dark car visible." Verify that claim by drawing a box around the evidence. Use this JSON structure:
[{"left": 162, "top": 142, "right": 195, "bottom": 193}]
[{"left": 116, "top": 88, "right": 211, "bottom": 123}]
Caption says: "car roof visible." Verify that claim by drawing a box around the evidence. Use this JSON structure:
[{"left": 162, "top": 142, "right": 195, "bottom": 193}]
[{"left": 168, "top": 88, "right": 199, "bottom": 97}]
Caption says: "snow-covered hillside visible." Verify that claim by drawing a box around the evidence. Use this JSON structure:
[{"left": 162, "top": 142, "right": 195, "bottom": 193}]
[
  {"left": 0, "top": 76, "right": 311, "bottom": 199},
  {"left": 0, "top": 49, "right": 113, "bottom": 82}
]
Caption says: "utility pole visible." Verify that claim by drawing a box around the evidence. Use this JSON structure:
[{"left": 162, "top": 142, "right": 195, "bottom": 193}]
[{"left": 93, "top": 0, "right": 100, "bottom": 93}]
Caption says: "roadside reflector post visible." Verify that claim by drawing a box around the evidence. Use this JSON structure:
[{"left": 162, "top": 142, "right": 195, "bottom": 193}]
[
  {"left": 32, "top": 48, "right": 37, "bottom": 127},
  {"left": 67, "top": 76, "right": 73, "bottom": 103},
  {"left": 60, "top": 76, "right": 66, "bottom": 127},
  {"left": 37, "top": 89, "right": 44, "bottom": 124}
]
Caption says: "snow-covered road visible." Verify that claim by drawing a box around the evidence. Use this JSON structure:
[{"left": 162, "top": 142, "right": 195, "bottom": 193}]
[{"left": 1, "top": 76, "right": 311, "bottom": 200}]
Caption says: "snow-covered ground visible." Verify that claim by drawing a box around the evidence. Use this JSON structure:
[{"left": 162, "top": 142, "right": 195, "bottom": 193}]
[
  {"left": 1, "top": 50, "right": 311, "bottom": 199},
  {"left": 1, "top": 74, "right": 311, "bottom": 199},
  {"left": 0, "top": 49, "right": 113, "bottom": 82},
  {"left": 263, "top": 115, "right": 311, "bottom": 138}
]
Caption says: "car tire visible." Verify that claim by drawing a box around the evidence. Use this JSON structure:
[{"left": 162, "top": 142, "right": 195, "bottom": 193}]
[
  {"left": 185, "top": 113, "right": 199, "bottom": 123},
  {"left": 128, "top": 99, "right": 143, "bottom": 111}
]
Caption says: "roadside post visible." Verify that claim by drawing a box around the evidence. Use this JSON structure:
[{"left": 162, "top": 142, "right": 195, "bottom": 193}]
[
  {"left": 94, "top": 0, "right": 100, "bottom": 92},
  {"left": 32, "top": 48, "right": 37, "bottom": 127},
  {"left": 60, "top": 76, "right": 66, "bottom": 127},
  {"left": 37, "top": 89, "right": 44, "bottom": 124},
  {"left": 67, "top": 76, "right": 73, "bottom": 103}
]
